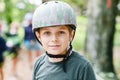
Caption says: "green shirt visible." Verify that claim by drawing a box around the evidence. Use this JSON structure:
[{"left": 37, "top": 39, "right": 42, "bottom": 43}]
[{"left": 32, "top": 51, "right": 96, "bottom": 80}]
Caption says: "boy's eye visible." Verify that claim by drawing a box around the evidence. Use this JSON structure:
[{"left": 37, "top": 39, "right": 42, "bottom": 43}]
[
  {"left": 59, "top": 31, "right": 65, "bottom": 34},
  {"left": 58, "top": 31, "right": 65, "bottom": 35},
  {"left": 44, "top": 31, "right": 50, "bottom": 35}
]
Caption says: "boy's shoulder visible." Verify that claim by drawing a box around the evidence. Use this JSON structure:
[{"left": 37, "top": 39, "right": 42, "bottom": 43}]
[
  {"left": 70, "top": 51, "right": 90, "bottom": 66},
  {"left": 33, "top": 53, "right": 46, "bottom": 67},
  {"left": 35, "top": 53, "right": 46, "bottom": 61}
]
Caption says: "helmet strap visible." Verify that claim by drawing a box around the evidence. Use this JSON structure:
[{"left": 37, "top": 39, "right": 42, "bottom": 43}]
[
  {"left": 46, "top": 52, "right": 66, "bottom": 58},
  {"left": 34, "top": 31, "right": 42, "bottom": 45}
]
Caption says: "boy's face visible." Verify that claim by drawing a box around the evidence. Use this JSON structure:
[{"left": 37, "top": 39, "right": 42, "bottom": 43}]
[{"left": 35, "top": 25, "right": 74, "bottom": 55}]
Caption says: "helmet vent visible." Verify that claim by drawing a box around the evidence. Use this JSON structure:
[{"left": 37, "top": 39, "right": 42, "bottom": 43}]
[
  {"left": 55, "top": 1, "right": 58, "bottom": 3},
  {"left": 43, "top": 2, "right": 48, "bottom": 5}
]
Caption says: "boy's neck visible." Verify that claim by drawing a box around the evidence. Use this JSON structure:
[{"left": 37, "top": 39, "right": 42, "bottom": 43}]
[{"left": 48, "top": 57, "right": 64, "bottom": 62}]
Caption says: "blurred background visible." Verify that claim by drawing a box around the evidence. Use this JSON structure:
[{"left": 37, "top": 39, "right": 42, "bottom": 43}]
[{"left": 0, "top": 0, "right": 120, "bottom": 80}]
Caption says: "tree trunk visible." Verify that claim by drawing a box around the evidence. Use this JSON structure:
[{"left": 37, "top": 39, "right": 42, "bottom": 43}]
[{"left": 85, "top": 0, "right": 119, "bottom": 79}]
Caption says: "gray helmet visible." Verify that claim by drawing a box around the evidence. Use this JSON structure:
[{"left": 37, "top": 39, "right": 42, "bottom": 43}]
[{"left": 32, "top": 1, "right": 76, "bottom": 31}]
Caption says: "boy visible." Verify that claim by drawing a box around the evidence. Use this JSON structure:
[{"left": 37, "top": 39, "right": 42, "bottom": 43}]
[
  {"left": 5, "top": 21, "right": 24, "bottom": 79},
  {"left": 0, "top": 22, "right": 7, "bottom": 80},
  {"left": 0, "top": 37, "right": 7, "bottom": 80},
  {"left": 32, "top": 1, "right": 96, "bottom": 80},
  {"left": 23, "top": 12, "right": 41, "bottom": 68}
]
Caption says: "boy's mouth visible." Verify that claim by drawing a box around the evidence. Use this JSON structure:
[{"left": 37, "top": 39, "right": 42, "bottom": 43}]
[
  {"left": 49, "top": 45, "right": 60, "bottom": 47},
  {"left": 49, "top": 45, "right": 60, "bottom": 48}
]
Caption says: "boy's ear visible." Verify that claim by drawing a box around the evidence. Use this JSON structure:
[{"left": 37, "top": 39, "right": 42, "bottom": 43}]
[
  {"left": 70, "top": 30, "right": 75, "bottom": 41},
  {"left": 35, "top": 31, "right": 41, "bottom": 41}
]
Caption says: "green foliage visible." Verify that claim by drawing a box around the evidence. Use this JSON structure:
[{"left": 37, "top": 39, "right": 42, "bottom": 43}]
[
  {"left": 3, "top": 0, "right": 13, "bottom": 24},
  {"left": 97, "top": 72, "right": 118, "bottom": 80},
  {"left": 1, "top": 0, "right": 35, "bottom": 24},
  {"left": 71, "top": 0, "right": 88, "bottom": 10},
  {"left": 114, "top": 21, "right": 120, "bottom": 46},
  {"left": 62, "top": 0, "right": 88, "bottom": 11},
  {"left": 72, "top": 15, "right": 87, "bottom": 51},
  {"left": 72, "top": 15, "right": 120, "bottom": 51}
]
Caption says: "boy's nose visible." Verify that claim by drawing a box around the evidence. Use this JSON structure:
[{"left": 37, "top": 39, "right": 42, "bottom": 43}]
[{"left": 51, "top": 35, "right": 58, "bottom": 42}]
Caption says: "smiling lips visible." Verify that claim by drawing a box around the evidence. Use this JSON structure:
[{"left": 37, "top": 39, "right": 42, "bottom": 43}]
[{"left": 49, "top": 45, "right": 60, "bottom": 48}]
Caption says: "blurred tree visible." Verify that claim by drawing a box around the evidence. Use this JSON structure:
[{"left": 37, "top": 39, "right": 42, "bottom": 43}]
[
  {"left": 63, "top": 0, "right": 88, "bottom": 15},
  {"left": 42, "top": 0, "right": 88, "bottom": 15},
  {"left": 3, "top": 0, "right": 13, "bottom": 24},
  {"left": 42, "top": 0, "right": 50, "bottom": 3},
  {"left": 2, "top": 0, "right": 35, "bottom": 25},
  {"left": 71, "top": 0, "right": 88, "bottom": 12},
  {"left": 85, "top": 0, "right": 119, "bottom": 79}
]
